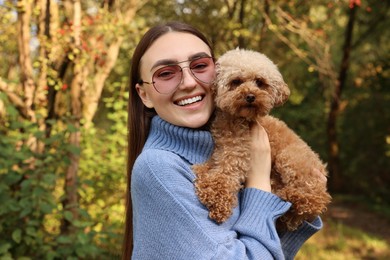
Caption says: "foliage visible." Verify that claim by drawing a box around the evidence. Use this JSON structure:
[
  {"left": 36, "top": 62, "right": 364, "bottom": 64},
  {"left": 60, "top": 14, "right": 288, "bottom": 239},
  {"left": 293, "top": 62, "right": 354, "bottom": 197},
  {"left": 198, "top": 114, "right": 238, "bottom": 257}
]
[
  {"left": 0, "top": 0, "right": 389, "bottom": 257},
  {"left": 340, "top": 79, "right": 390, "bottom": 201},
  {"left": 78, "top": 78, "right": 129, "bottom": 256},
  {"left": 0, "top": 78, "right": 126, "bottom": 258},
  {"left": 0, "top": 94, "right": 104, "bottom": 258},
  {"left": 297, "top": 219, "right": 390, "bottom": 260},
  {"left": 1, "top": 0, "right": 133, "bottom": 257}
]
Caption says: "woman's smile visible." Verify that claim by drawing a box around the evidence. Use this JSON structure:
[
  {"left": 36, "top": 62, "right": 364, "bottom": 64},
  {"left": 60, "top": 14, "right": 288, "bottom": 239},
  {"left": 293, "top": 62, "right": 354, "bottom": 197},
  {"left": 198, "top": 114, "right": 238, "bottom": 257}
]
[{"left": 175, "top": 95, "right": 204, "bottom": 106}]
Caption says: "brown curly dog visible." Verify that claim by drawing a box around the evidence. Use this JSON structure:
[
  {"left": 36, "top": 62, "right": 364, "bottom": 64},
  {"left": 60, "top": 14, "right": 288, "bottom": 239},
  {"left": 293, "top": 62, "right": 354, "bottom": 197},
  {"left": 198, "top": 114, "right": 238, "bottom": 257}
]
[{"left": 193, "top": 49, "right": 331, "bottom": 231}]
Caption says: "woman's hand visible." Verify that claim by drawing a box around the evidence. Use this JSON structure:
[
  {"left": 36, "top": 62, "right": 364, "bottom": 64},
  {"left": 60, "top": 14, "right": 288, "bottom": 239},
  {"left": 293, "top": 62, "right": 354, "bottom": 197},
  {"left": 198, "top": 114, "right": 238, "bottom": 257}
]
[{"left": 245, "top": 121, "right": 272, "bottom": 192}]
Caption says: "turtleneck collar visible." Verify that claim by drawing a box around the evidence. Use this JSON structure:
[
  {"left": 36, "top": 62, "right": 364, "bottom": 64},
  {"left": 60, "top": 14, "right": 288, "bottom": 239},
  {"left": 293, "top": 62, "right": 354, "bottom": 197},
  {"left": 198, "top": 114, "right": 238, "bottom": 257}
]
[{"left": 143, "top": 116, "right": 214, "bottom": 165}]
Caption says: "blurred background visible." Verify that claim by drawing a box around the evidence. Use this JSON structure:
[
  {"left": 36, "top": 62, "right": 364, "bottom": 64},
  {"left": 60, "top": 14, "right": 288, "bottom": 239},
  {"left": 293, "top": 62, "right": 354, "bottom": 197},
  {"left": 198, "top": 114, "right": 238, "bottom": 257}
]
[{"left": 0, "top": 0, "right": 389, "bottom": 259}]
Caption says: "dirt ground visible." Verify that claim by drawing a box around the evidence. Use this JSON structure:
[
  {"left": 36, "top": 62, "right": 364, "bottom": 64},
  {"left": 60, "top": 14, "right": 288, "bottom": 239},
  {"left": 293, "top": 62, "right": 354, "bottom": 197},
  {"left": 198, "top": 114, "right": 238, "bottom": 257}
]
[{"left": 324, "top": 199, "right": 390, "bottom": 244}]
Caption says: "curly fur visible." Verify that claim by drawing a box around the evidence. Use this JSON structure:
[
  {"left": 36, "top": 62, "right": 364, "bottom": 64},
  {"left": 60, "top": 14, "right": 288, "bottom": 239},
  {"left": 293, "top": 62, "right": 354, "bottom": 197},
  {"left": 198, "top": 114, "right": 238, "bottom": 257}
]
[{"left": 193, "top": 49, "right": 331, "bottom": 231}]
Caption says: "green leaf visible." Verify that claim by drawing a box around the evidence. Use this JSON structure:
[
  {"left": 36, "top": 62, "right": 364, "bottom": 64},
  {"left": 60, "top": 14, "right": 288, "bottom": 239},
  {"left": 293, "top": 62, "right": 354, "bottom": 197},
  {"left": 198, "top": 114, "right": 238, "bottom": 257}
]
[
  {"left": 0, "top": 242, "right": 11, "bottom": 254},
  {"left": 33, "top": 130, "right": 45, "bottom": 139},
  {"left": 56, "top": 235, "right": 72, "bottom": 244},
  {"left": 3, "top": 173, "right": 23, "bottom": 185},
  {"left": 43, "top": 174, "right": 56, "bottom": 185},
  {"left": 32, "top": 186, "right": 45, "bottom": 197},
  {"left": 64, "top": 210, "right": 73, "bottom": 222},
  {"left": 7, "top": 200, "right": 20, "bottom": 212},
  {"left": 40, "top": 202, "right": 54, "bottom": 214},
  {"left": 12, "top": 229, "right": 22, "bottom": 243},
  {"left": 77, "top": 233, "right": 89, "bottom": 245},
  {"left": 26, "top": 227, "right": 37, "bottom": 237},
  {"left": 66, "top": 144, "right": 81, "bottom": 155},
  {"left": 67, "top": 124, "right": 79, "bottom": 133},
  {"left": 19, "top": 206, "right": 32, "bottom": 218},
  {"left": 24, "top": 236, "right": 34, "bottom": 245}
]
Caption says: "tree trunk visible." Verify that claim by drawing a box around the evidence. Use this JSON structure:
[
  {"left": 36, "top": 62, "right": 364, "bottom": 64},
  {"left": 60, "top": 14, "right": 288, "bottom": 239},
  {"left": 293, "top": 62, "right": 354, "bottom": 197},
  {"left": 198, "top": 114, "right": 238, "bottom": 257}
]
[
  {"left": 17, "top": 0, "right": 49, "bottom": 158},
  {"left": 61, "top": 0, "right": 82, "bottom": 234},
  {"left": 44, "top": 0, "right": 61, "bottom": 138},
  {"left": 259, "top": 0, "right": 270, "bottom": 50},
  {"left": 82, "top": 1, "right": 138, "bottom": 126},
  {"left": 237, "top": 0, "right": 247, "bottom": 48},
  {"left": 82, "top": 40, "right": 122, "bottom": 126},
  {"left": 327, "top": 4, "right": 357, "bottom": 192},
  {"left": 36, "top": 0, "right": 52, "bottom": 153},
  {"left": 17, "top": 0, "right": 35, "bottom": 123}
]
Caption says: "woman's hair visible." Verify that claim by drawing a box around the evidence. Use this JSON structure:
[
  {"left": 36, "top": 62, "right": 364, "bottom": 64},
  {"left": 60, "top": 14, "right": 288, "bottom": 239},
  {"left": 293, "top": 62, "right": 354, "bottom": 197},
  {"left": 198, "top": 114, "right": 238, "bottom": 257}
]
[{"left": 123, "top": 21, "right": 213, "bottom": 259}]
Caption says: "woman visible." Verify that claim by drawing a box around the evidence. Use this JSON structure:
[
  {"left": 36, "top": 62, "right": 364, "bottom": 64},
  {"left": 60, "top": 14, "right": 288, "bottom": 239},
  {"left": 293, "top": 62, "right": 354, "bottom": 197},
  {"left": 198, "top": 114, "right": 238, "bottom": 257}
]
[{"left": 123, "top": 21, "right": 323, "bottom": 259}]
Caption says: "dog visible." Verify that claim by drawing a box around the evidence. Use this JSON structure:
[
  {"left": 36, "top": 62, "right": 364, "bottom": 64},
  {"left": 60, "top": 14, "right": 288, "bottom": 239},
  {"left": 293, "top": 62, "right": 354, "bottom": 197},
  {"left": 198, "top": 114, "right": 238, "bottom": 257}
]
[{"left": 193, "top": 49, "right": 331, "bottom": 231}]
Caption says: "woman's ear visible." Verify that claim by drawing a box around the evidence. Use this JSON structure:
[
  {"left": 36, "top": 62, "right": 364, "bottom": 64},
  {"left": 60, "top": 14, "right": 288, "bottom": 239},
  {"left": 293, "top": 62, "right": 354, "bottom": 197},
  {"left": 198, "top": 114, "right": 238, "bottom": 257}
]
[{"left": 136, "top": 83, "right": 154, "bottom": 108}]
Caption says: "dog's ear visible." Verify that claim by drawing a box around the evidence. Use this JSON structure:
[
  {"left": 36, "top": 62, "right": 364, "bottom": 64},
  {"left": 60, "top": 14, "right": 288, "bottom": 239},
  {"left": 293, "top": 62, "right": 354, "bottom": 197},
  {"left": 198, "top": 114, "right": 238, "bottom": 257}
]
[
  {"left": 212, "top": 62, "right": 222, "bottom": 95},
  {"left": 274, "top": 82, "right": 290, "bottom": 107}
]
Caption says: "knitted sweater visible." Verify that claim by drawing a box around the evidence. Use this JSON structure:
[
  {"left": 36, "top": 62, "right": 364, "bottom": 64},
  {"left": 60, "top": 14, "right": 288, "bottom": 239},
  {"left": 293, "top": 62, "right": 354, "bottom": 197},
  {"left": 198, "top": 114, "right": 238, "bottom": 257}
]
[{"left": 131, "top": 116, "right": 322, "bottom": 260}]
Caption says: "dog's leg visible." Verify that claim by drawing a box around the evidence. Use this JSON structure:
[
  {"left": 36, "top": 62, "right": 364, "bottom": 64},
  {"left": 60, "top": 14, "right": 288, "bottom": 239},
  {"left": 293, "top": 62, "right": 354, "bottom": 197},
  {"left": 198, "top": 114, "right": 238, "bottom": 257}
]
[
  {"left": 262, "top": 116, "right": 331, "bottom": 231},
  {"left": 273, "top": 147, "right": 330, "bottom": 231},
  {"left": 195, "top": 165, "right": 242, "bottom": 223}
]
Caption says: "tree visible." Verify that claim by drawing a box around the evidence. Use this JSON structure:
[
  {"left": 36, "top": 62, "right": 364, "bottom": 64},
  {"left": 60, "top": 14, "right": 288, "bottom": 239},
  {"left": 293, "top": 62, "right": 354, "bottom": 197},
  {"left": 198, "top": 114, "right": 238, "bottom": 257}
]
[
  {"left": 0, "top": 0, "right": 139, "bottom": 257},
  {"left": 326, "top": 1, "right": 358, "bottom": 191},
  {"left": 261, "top": 0, "right": 389, "bottom": 192}
]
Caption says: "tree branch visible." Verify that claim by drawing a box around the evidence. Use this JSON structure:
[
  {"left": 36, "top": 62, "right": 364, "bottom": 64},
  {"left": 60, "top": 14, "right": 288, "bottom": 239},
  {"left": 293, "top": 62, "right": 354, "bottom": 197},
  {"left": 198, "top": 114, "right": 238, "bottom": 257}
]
[
  {"left": 352, "top": 4, "right": 389, "bottom": 49},
  {"left": 0, "top": 78, "right": 29, "bottom": 119},
  {"left": 265, "top": 6, "right": 337, "bottom": 86}
]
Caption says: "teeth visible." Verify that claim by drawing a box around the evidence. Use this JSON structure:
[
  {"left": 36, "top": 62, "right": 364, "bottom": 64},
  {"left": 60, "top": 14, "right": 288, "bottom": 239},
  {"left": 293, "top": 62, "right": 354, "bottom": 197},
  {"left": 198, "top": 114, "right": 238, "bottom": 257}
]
[{"left": 177, "top": 96, "right": 202, "bottom": 106}]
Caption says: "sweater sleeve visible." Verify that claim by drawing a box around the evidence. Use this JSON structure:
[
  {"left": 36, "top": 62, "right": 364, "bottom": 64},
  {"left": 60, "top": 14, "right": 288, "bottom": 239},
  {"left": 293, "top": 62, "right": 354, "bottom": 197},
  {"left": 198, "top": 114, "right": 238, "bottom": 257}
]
[
  {"left": 131, "top": 150, "right": 317, "bottom": 260},
  {"left": 279, "top": 217, "right": 323, "bottom": 260}
]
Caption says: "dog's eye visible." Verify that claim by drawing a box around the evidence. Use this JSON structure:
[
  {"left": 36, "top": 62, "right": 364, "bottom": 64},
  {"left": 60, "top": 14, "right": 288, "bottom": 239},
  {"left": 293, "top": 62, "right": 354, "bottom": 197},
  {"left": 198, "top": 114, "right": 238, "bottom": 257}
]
[
  {"left": 255, "top": 79, "right": 265, "bottom": 88},
  {"left": 230, "top": 78, "right": 243, "bottom": 88}
]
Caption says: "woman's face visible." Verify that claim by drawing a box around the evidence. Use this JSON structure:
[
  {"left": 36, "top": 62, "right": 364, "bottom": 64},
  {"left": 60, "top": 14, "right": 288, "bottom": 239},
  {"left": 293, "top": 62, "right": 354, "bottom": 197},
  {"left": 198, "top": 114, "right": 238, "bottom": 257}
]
[{"left": 136, "top": 32, "right": 215, "bottom": 128}]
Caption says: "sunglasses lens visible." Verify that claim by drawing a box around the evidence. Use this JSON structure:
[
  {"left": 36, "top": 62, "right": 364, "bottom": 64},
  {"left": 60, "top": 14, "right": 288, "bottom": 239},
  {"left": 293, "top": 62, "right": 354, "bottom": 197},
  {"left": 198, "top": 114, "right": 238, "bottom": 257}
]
[
  {"left": 152, "top": 65, "right": 182, "bottom": 94},
  {"left": 189, "top": 57, "right": 215, "bottom": 84}
]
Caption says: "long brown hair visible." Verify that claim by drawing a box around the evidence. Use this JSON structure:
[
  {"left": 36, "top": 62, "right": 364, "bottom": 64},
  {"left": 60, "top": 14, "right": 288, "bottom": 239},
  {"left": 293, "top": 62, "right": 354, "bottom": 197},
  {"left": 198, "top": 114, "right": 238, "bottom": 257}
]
[{"left": 123, "top": 21, "right": 214, "bottom": 259}]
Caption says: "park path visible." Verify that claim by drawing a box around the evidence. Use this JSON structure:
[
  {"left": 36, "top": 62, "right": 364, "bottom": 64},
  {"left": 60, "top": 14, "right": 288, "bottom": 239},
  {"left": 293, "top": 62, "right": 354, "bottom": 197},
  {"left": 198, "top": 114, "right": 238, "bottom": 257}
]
[{"left": 324, "top": 199, "right": 390, "bottom": 243}]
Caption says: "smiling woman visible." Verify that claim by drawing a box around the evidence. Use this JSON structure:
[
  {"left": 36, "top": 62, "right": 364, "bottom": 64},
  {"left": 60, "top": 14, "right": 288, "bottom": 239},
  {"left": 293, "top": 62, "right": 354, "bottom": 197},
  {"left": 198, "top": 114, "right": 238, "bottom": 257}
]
[
  {"left": 134, "top": 32, "right": 215, "bottom": 128},
  {"left": 122, "top": 21, "right": 323, "bottom": 260}
]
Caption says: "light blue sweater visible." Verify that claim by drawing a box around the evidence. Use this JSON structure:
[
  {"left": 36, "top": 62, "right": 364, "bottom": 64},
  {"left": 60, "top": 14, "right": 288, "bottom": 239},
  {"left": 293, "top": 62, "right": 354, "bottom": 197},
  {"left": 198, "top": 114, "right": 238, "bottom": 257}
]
[{"left": 131, "top": 116, "right": 322, "bottom": 259}]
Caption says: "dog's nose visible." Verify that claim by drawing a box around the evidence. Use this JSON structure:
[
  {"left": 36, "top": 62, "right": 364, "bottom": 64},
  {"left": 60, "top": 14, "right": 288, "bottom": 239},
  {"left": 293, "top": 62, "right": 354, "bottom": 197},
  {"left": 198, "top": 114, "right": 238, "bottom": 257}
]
[{"left": 245, "top": 94, "right": 256, "bottom": 103}]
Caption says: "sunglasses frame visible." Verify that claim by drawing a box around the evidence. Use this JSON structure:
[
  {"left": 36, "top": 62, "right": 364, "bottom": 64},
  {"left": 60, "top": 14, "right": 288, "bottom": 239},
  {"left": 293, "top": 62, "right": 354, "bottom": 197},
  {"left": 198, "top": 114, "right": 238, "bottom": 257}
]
[{"left": 139, "top": 56, "right": 215, "bottom": 94}]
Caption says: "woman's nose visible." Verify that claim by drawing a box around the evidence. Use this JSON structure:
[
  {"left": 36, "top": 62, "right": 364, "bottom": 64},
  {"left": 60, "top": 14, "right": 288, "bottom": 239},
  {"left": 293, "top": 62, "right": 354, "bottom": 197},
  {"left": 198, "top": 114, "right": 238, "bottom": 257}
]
[{"left": 179, "top": 67, "right": 197, "bottom": 89}]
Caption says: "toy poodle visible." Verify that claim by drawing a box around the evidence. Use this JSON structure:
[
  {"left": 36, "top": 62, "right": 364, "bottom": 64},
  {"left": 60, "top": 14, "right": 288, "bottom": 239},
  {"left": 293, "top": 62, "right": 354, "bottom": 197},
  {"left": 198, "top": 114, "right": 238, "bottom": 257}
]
[{"left": 193, "top": 49, "right": 331, "bottom": 231}]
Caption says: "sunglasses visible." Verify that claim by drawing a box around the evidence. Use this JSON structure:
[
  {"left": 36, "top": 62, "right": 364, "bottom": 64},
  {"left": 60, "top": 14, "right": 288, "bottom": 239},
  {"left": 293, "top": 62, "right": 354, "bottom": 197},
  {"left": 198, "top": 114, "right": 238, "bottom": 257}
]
[{"left": 139, "top": 56, "right": 215, "bottom": 94}]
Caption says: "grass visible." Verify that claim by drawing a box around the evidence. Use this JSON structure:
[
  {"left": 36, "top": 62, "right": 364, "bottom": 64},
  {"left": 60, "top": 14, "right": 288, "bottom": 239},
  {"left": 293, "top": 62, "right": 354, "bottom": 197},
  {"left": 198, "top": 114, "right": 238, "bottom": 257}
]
[{"left": 296, "top": 219, "right": 390, "bottom": 260}]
